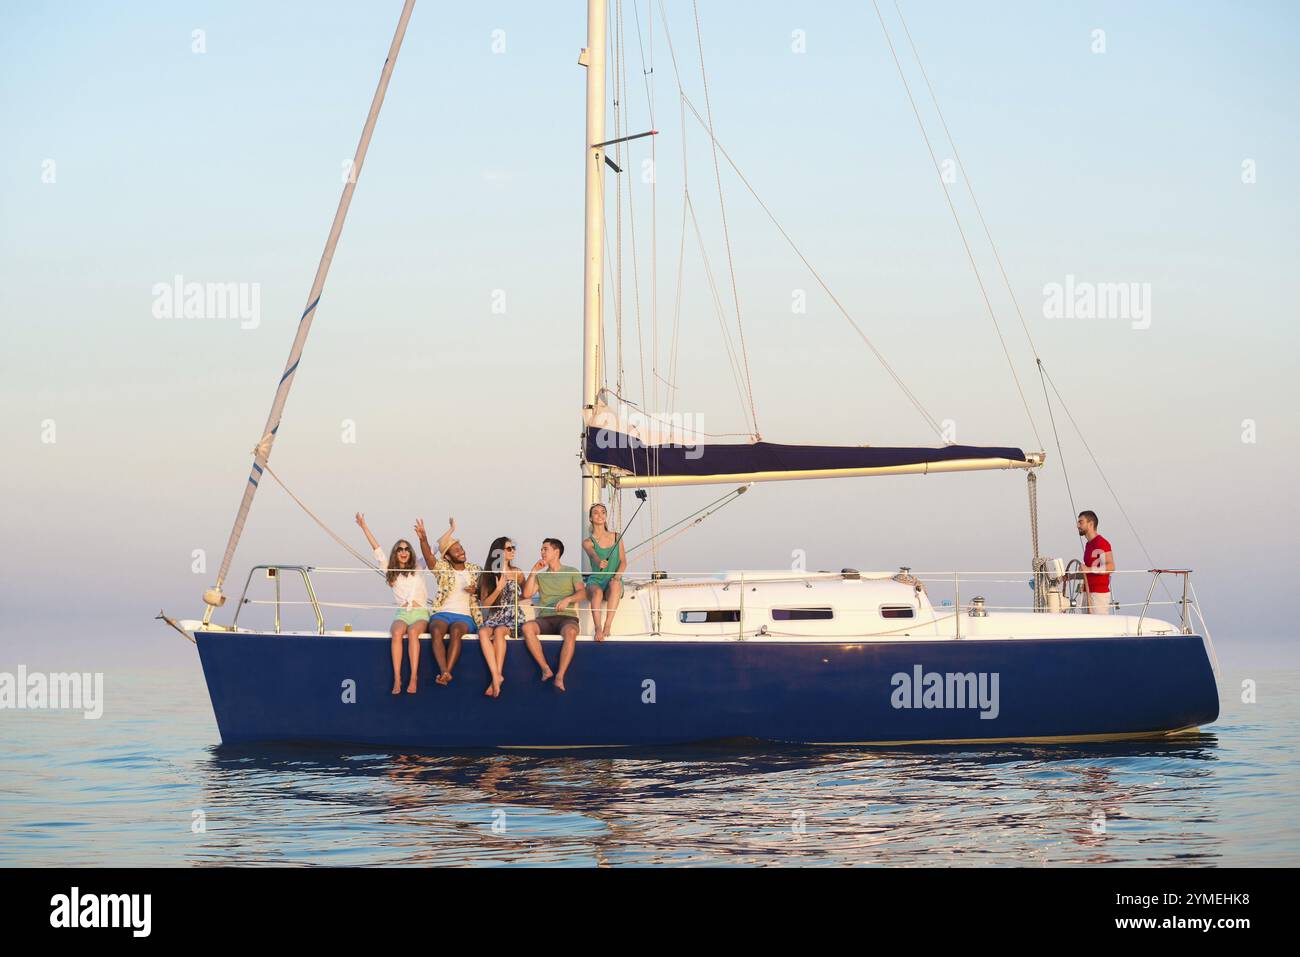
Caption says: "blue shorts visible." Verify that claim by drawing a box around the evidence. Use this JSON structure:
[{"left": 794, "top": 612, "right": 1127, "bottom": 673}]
[{"left": 429, "top": 611, "right": 478, "bottom": 635}]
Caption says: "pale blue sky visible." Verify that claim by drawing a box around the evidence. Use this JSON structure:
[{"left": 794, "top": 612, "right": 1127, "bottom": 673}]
[{"left": 1, "top": 1, "right": 1297, "bottom": 666}]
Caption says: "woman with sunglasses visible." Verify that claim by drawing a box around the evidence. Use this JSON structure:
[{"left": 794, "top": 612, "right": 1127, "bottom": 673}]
[
  {"left": 356, "top": 512, "right": 430, "bottom": 695},
  {"left": 477, "top": 536, "right": 524, "bottom": 698}
]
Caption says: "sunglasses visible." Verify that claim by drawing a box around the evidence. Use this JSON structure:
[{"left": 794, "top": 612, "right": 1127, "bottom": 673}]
[
  {"left": 504, "top": 544, "right": 516, "bottom": 551},
  {"left": 396, "top": 545, "right": 411, "bottom": 552}
]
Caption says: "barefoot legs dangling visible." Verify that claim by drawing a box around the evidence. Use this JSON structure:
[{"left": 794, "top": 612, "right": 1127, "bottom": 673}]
[
  {"left": 389, "top": 620, "right": 408, "bottom": 694},
  {"left": 405, "top": 618, "right": 427, "bottom": 693}
]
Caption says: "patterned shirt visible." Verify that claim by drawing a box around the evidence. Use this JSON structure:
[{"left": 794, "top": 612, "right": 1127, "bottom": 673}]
[{"left": 430, "top": 560, "right": 484, "bottom": 625}]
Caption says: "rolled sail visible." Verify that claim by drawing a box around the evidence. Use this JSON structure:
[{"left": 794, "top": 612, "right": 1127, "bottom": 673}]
[{"left": 584, "top": 427, "right": 1039, "bottom": 488}]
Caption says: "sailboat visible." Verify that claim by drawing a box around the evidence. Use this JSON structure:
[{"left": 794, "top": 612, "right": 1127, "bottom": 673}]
[{"left": 169, "top": 0, "right": 1219, "bottom": 747}]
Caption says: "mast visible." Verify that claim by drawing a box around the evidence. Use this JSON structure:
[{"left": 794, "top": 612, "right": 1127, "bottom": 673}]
[
  {"left": 202, "top": 0, "right": 417, "bottom": 623},
  {"left": 580, "top": 0, "right": 608, "bottom": 536}
]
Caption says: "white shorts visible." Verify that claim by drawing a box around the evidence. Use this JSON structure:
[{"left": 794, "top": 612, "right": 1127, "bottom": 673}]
[{"left": 1087, "top": 592, "right": 1111, "bottom": 615}]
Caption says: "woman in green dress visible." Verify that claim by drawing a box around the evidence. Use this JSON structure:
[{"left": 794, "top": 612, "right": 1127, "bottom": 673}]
[{"left": 582, "top": 502, "right": 625, "bottom": 642}]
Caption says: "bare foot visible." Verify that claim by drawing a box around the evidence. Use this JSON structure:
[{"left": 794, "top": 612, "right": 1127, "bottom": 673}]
[
  {"left": 492, "top": 674, "right": 504, "bottom": 697},
  {"left": 540, "top": 668, "right": 554, "bottom": 683},
  {"left": 554, "top": 674, "right": 567, "bottom": 692},
  {"left": 391, "top": 681, "right": 401, "bottom": 695},
  {"left": 484, "top": 683, "right": 495, "bottom": 697},
  {"left": 435, "top": 672, "right": 451, "bottom": 686},
  {"left": 406, "top": 678, "right": 418, "bottom": 694},
  {"left": 593, "top": 626, "right": 604, "bottom": 642}
]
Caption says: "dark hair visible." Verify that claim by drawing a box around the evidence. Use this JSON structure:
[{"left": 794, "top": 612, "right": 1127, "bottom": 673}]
[
  {"left": 479, "top": 536, "right": 514, "bottom": 600},
  {"left": 385, "top": 540, "right": 416, "bottom": 586},
  {"left": 1078, "top": 510, "right": 1099, "bottom": 529},
  {"left": 543, "top": 537, "right": 565, "bottom": 557}
]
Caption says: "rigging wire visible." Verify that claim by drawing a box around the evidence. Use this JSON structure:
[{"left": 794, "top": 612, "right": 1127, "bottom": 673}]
[
  {"left": 666, "top": 150, "right": 688, "bottom": 416},
  {"left": 678, "top": 95, "right": 946, "bottom": 440},
  {"left": 687, "top": 191, "right": 759, "bottom": 429},
  {"left": 634, "top": 0, "right": 663, "bottom": 569},
  {"left": 888, "top": 0, "right": 1073, "bottom": 517},
  {"left": 691, "top": 0, "right": 760, "bottom": 439},
  {"left": 611, "top": 6, "right": 625, "bottom": 402},
  {"left": 628, "top": 1, "right": 658, "bottom": 409},
  {"left": 650, "top": 0, "right": 957, "bottom": 446},
  {"left": 617, "top": 0, "right": 650, "bottom": 411},
  {"left": 1038, "top": 360, "right": 1077, "bottom": 521},
  {"left": 890, "top": 0, "right": 1047, "bottom": 362},
  {"left": 870, "top": 0, "right": 1042, "bottom": 450},
  {"left": 655, "top": 0, "right": 695, "bottom": 438}
]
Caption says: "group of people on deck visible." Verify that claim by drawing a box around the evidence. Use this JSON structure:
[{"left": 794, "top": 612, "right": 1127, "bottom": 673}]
[
  {"left": 352, "top": 504, "right": 1117, "bottom": 698},
  {"left": 354, "top": 504, "right": 625, "bottom": 698}
]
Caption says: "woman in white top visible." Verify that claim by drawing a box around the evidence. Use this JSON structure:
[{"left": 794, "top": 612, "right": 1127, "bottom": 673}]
[{"left": 356, "top": 512, "right": 430, "bottom": 695}]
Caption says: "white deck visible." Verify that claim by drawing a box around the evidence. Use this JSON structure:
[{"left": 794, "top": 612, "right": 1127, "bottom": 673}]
[{"left": 185, "top": 570, "right": 1183, "bottom": 642}]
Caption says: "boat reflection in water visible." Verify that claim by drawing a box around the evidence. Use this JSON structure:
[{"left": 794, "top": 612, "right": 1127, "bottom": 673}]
[{"left": 191, "top": 735, "right": 1223, "bottom": 866}]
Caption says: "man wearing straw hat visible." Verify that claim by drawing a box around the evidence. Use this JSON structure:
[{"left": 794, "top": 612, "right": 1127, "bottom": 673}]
[{"left": 416, "top": 517, "right": 483, "bottom": 685}]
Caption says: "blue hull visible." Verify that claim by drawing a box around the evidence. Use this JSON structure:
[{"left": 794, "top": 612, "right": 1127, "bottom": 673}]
[{"left": 195, "top": 631, "right": 1219, "bottom": 747}]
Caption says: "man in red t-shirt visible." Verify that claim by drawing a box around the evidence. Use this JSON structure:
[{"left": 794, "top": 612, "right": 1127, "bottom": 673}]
[{"left": 1075, "top": 510, "right": 1114, "bottom": 614}]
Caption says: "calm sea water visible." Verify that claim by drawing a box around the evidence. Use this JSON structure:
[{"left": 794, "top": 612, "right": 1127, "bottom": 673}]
[{"left": 1, "top": 663, "right": 1296, "bottom": 866}]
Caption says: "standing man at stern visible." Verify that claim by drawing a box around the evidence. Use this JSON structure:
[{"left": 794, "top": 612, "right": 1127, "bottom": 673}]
[{"left": 1076, "top": 510, "right": 1115, "bottom": 614}]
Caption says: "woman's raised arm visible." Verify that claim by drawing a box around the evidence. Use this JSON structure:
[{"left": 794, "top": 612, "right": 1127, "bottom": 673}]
[{"left": 355, "top": 512, "right": 381, "bottom": 552}]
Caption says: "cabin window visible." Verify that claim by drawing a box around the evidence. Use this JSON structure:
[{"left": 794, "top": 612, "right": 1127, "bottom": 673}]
[
  {"left": 679, "top": 609, "right": 741, "bottom": 624},
  {"left": 771, "top": 607, "right": 834, "bottom": 621},
  {"left": 880, "top": 605, "right": 915, "bottom": 619}
]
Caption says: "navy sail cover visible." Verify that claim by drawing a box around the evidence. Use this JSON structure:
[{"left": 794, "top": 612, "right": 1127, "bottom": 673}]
[{"left": 584, "top": 428, "right": 1028, "bottom": 477}]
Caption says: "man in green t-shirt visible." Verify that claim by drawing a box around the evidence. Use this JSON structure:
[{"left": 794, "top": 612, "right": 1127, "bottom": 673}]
[{"left": 521, "top": 538, "right": 587, "bottom": 691}]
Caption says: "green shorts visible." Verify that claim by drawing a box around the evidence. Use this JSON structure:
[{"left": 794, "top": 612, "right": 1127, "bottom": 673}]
[{"left": 394, "top": 607, "right": 431, "bottom": 626}]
